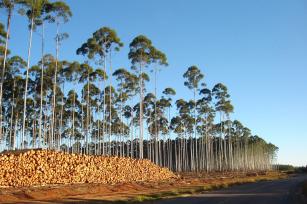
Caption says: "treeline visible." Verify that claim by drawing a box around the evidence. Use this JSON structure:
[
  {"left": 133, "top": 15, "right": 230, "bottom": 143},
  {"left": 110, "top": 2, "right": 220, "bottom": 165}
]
[{"left": 0, "top": 0, "right": 278, "bottom": 172}]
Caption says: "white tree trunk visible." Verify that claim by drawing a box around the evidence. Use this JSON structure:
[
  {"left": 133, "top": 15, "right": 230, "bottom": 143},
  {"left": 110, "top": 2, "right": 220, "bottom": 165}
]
[{"left": 21, "top": 17, "right": 34, "bottom": 149}]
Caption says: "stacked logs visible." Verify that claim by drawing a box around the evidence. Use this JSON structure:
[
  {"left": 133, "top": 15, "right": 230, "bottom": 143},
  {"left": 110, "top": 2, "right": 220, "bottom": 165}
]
[{"left": 0, "top": 149, "right": 176, "bottom": 187}]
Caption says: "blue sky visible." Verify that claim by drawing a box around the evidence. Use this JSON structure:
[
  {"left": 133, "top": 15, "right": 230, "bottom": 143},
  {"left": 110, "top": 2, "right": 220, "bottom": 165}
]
[{"left": 1, "top": 0, "right": 306, "bottom": 166}]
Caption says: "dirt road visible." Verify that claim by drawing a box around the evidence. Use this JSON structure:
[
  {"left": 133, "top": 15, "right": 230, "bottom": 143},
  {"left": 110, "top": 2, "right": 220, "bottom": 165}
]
[{"left": 143, "top": 175, "right": 307, "bottom": 204}]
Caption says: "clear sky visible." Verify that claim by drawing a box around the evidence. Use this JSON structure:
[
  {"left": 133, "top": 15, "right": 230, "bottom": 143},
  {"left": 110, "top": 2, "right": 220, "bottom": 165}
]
[{"left": 1, "top": 0, "right": 306, "bottom": 166}]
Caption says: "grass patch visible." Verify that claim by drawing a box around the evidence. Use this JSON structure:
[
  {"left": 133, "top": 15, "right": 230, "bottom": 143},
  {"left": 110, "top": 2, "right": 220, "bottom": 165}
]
[
  {"left": 131, "top": 191, "right": 182, "bottom": 202},
  {"left": 132, "top": 195, "right": 157, "bottom": 202}
]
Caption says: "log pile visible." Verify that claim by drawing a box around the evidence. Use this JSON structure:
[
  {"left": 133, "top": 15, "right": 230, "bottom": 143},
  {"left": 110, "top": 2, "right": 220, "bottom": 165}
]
[{"left": 0, "top": 149, "right": 176, "bottom": 187}]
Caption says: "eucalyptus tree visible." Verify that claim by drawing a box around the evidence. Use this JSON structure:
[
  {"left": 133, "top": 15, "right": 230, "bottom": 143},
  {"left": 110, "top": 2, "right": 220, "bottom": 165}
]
[
  {"left": 142, "top": 92, "right": 155, "bottom": 160},
  {"left": 153, "top": 94, "right": 172, "bottom": 166},
  {"left": 162, "top": 87, "right": 176, "bottom": 168},
  {"left": 37, "top": 54, "right": 56, "bottom": 147},
  {"left": 28, "top": 64, "right": 42, "bottom": 147},
  {"left": 146, "top": 89, "right": 173, "bottom": 166},
  {"left": 45, "top": 58, "right": 67, "bottom": 149},
  {"left": 0, "top": 1, "right": 18, "bottom": 136},
  {"left": 64, "top": 89, "right": 83, "bottom": 153},
  {"left": 102, "top": 85, "right": 119, "bottom": 155},
  {"left": 47, "top": 1, "right": 71, "bottom": 149},
  {"left": 63, "top": 90, "right": 76, "bottom": 152},
  {"left": 170, "top": 98, "right": 195, "bottom": 171},
  {"left": 14, "top": 1, "right": 51, "bottom": 148},
  {"left": 242, "top": 125, "right": 252, "bottom": 170},
  {"left": 93, "top": 68, "right": 107, "bottom": 154},
  {"left": 60, "top": 61, "right": 80, "bottom": 148},
  {"left": 0, "top": 23, "right": 6, "bottom": 52},
  {"left": 77, "top": 66, "right": 105, "bottom": 154},
  {"left": 0, "top": 22, "right": 7, "bottom": 142},
  {"left": 57, "top": 60, "right": 71, "bottom": 149},
  {"left": 18, "top": 0, "right": 50, "bottom": 148},
  {"left": 230, "top": 120, "right": 243, "bottom": 170},
  {"left": 84, "top": 81, "right": 100, "bottom": 155},
  {"left": 131, "top": 71, "right": 150, "bottom": 158},
  {"left": 128, "top": 35, "right": 163, "bottom": 159},
  {"left": 1, "top": 56, "right": 25, "bottom": 148},
  {"left": 113, "top": 68, "right": 138, "bottom": 156},
  {"left": 113, "top": 70, "right": 139, "bottom": 158},
  {"left": 78, "top": 63, "right": 94, "bottom": 154},
  {"left": 77, "top": 26, "right": 122, "bottom": 155},
  {"left": 34, "top": 1, "right": 57, "bottom": 148},
  {"left": 149, "top": 48, "right": 168, "bottom": 162},
  {"left": 183, "top": 66, "right": 204, "bottom": 171},
  {"left": 212, "top": 83, "right": 234, "bottom": 170},
  {"left": 198, "top": 87, "right": 215, "bottom": 171}
]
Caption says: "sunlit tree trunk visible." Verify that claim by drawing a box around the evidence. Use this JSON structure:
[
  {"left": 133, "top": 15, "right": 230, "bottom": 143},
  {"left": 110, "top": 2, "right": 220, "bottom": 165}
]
[
  {"left": 38, "top": 22, "right": 45, "bottom": 148},
  {"left": 21, "top": 17, "right": 34, "bottom": 149},
  {"left": 0, "top": 8, "right": 12, "bottom": 140}
]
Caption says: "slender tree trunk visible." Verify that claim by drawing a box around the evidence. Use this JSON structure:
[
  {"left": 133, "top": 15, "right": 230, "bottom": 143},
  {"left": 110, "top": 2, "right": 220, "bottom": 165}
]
[
  {"left": 71, "top": 90, "right": 75, "bottom": 153},
  {"left": 109, "top": 51, "right": 112, "bottom": 156},
  {"left": 130, "top": 109, "right": 134, "bottom": 158},
  {"left": 21, "top": 17, "right": 34, "bottom": 149},
  {"left": 9, "top": 80, "right": 16, "bottom": 150},
  {"left": 86, "top": 70, "right": 90, "bottom": 154},
  {"left": 193, "top": 87, "right": 198, "bottom": 171},
  {"left": 59, "top": 82, "right": 65, "bottom": 150},
  {"left": 14, "top": 113, "right": 18, "bottom": 149},
  {"left": 38, "top": 22, "right": 45, "bottom": 149},
  {"left": 139, "top": 62, "right": 144, "bottom": 159},
  {"left": 154, "top": 67, "right": 158, "bottom": 164},
  {"left": 102, "top": 57, "right": 106, "bottom": 155},
  {"left": 51, "top": 22, "right": 60, "bottom": 149},
  {"left": 97, "top": 103, "right": 100, "bottom": 155},
  {"left": 0, "top": 8, "right": 12, "bottom": 141}
]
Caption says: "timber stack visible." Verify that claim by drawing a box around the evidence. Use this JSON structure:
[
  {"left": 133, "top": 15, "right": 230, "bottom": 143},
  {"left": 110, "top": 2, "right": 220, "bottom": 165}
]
[{"left": 0, "top": 149, "right": 176, "bottom": 187}]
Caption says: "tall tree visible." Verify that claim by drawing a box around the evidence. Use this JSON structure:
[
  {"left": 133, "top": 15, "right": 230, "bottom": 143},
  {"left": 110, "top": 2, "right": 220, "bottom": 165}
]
[
  {"left": 128, "top": 35, "right": 160, "bottom": 159},
  {"left": 212, "top": 83, "right": 234, "bottom": 170},
  {"left": 2, "top": 56, "right": 25, "bottom": 149},
  {"left": 19, "top": 0, "right": 50, "bottom": 148},
  {"left": 77, "top": 26, "right": 122, "bottom": 155},
  {"left": 162, "top": 87, "right": 176, "bottom": 168},
  {"left": 150, "top": 47, "right": 168, "bottom": 165},
  {"left": 49, "top": 0, "right": 71, "bottom": 150},
  {"left": 198, "top": 87, "right": 215, "bottom": 171},
  {"left": 0, "top": 0, "right": 17, "bottom": 140},
  {"left": 183, "top": 65, "right": 204, "bottom": 171},
  {"left": 35, "top": 1, "right": 55, "bottom": 148}
]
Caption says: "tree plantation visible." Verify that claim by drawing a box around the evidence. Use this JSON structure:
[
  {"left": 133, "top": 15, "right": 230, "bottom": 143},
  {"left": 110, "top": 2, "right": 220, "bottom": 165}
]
[{"left": 0, "top": 0, "right": 278, "bottom": 173}]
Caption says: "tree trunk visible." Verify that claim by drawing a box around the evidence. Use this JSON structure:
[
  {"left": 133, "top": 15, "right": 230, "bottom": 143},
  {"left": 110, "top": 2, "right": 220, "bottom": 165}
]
[
  {"left": 109, "top": 51, "right": 112, "bottom": 156},
  {"left": 21, "top": 17, "right": 34, "bottom": 149},
  {"left": 51, "top": 22, "right": 60, "bottom": 150},
  {"left": 38, "top": 22, "right": 45, "bottom": 149},
  {"left": 0, "top": 8, "right": 12, "bottom": 141},
  {"left": 139, "top": 63, "right": 144, "bottom": 159}
]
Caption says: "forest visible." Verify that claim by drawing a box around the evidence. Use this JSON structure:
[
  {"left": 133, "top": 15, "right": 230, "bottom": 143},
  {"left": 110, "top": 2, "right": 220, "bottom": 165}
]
[{"left": 0, "top": 0, "right": 278, "bottom": 172}]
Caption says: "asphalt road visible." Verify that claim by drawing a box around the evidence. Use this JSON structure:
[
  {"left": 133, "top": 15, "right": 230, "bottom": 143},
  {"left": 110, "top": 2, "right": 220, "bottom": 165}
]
[{"left": 143, "top": 175, "right": 307, "bottom": 204}]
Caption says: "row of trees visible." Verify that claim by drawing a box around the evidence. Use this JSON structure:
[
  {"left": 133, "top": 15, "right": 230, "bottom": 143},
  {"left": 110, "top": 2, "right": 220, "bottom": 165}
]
[{"left": 0, "top": 0, "right": 278, "bottom": 172}]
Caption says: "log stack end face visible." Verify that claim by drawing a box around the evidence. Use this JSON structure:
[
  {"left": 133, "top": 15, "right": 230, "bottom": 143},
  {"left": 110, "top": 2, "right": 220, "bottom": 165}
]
[{"left": 0, "top": 150, "right": 176, "bottom": 187}]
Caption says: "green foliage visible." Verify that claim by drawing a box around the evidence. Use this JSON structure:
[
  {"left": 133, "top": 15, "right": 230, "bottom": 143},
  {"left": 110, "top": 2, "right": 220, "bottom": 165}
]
[
  {"left": 183, "top": 65, "right": 204, "bottom": 90},
  {"left": 212, "top": 83, "right": 234, "bottom": 115},
  {"left": 77, "top": 26, "right": 123, "bottom": 60}
]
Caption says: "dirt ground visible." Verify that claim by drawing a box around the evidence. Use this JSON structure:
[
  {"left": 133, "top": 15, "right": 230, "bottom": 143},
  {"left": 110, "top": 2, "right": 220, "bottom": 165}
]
[{"left": 0, "top": 171, "right": 285, "bottom": 203}]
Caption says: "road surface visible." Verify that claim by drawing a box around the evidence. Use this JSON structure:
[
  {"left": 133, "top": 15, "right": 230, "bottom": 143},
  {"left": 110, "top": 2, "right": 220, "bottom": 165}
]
[{"left": 143, "top": 175, "right": 307, "bottom": 204}]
